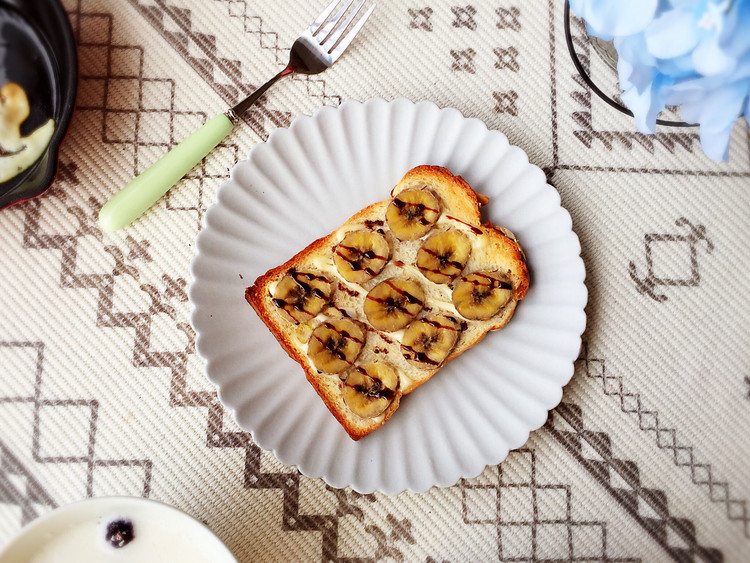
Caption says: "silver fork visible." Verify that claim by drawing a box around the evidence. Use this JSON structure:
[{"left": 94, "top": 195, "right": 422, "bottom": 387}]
[{"left": 99, "top": 0, "right": 376, "bottom": 231}]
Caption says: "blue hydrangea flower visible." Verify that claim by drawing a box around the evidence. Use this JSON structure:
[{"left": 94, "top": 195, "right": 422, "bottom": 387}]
[
  {"left": 568, "top": 0, "right": 658, "bottom": 39},
  {"left": 570, "top": 0, "right": 750, "bottom": 161}
]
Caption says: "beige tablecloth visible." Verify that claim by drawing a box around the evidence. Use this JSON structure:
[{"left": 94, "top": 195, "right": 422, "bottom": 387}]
[{"left": 1, "top": 0, "right": 750, "bottom": 561}]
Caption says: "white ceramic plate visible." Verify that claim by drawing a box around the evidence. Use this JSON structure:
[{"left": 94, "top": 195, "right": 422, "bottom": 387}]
[
  {"left": 0, "top": 497, "right": 236, "bottom": 561},
  {"left": 189, "top": 98, "right": 587, "bottom": 494}
]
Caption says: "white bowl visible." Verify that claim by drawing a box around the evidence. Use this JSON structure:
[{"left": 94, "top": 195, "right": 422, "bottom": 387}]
[{"left": 0, "top": 497, "right": 236, "bottom": 562}]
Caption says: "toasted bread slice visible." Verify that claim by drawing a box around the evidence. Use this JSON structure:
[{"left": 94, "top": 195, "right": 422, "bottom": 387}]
[{"left": 246, "top": 165, "right": 529, "bottom": 440}]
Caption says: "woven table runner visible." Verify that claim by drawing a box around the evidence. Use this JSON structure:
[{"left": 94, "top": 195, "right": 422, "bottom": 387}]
[{"left": 1, "top": 1, "right": 749, "bottom": 561}]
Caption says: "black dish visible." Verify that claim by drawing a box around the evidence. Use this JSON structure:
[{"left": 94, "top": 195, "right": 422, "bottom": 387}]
[{"left": 0, "top": 0, "right": 77, "bottom": 209}]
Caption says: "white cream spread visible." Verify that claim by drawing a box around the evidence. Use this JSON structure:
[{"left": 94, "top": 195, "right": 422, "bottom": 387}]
[{"left": 0, "top": 82, "right": 55, "bottom": 183}]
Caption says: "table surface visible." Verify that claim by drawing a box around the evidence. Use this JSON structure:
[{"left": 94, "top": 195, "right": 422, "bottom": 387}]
[{"left": 1, "top": 0, "right": 749, "bottom": 561}]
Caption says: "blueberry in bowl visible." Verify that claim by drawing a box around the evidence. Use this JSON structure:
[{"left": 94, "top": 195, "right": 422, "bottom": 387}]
[{"left": 105, "top": 519, "right": 135, "bottom": 549}]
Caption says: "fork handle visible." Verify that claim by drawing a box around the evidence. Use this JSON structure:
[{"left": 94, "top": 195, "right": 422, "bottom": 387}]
[
  {"left": 98, "top": 113, "right": 234, "bottom": 231},
  {"left": 232, "top": 66, "right": 293, "bottom": 116}
]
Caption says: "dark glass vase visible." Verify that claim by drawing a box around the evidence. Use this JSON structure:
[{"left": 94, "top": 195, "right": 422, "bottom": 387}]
[{"left": 563, "top": 0, "right": 694, "bottom": 128}]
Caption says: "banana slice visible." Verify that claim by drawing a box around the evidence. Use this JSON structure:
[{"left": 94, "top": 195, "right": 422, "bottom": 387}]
[
  {"left": 385, "top": 187, "right": 441, "bottom": 241},
  {"left": 333, "top": 230, "right": 390, "bottom": 284},
  {"left": 343, "top": 362, "right": 399, "bottom": 418},
  {"left": 272, "top": 269, "right": 333, "bottom": 323},
  {"left": 307, "top": 319, "right": 366, "bottom": 374},
  {"left": 416, "top": 230, "right": 472, "bottom": 284},
  {"left": 363, "top": 278, "right": 425, "bottom": 332},
  {"left": 401, "top": 313, "right": 462, "bottom": 369},
  {"left": 452, "top": 272, "right": 513, "bottom": 320}
]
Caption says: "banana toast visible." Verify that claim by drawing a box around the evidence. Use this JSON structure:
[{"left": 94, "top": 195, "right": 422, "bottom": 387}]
[{"left": 245, "top": 165, "right": 529, "bottom": 440}]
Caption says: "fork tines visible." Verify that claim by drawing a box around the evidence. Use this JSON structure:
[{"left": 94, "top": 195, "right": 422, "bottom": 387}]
[{"left": 310, "top": 0, "right": 376, "bottom": 55}]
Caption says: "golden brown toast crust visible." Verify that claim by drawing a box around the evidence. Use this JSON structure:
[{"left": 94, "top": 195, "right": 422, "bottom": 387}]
[{"left": 246, "top": 165, "right": 529, "bottom": 440}]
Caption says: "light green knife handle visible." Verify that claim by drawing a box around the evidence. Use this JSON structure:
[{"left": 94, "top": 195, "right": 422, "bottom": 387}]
[{"left": 98, "top": 113, "right": 234, "bottom": 231}]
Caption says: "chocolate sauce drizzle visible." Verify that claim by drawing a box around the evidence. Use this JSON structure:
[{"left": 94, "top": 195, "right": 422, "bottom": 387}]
[
  {"left": 312, "top": 321, "right": 363, "bottom": 363},
  {"left": 272, "top": 269, "right": 331, "bottom": 315},
  {"left": 391, "top": 197, "right": 439, "bottom": 224},
  {"left": 418, "top": 247, "right": 466, "bottom": 277},
  {"left": 445, "top": 215, "right": 482, "bottom": 235},
  {"left": 401, "top": 344, "right": 440, "bottom": 366},
  {"left": 467, "top": 273, "right": 513, "bottom": 291},
  {"left": 348, "top": 367, "right": 396, "bottom": 400},
  {"left": 332, "top": 305, "right": 353, "bottom": 318},
  {"left": 376, "top": 331, "right": 394, "bottom": 345},
  {"left": 335, "top": 244, "right": 387, "bottom": 276},
  {"left": 337, "top": 283, "right": 361, "bottom": 298},
  {"left": 321, "top": 321, "right": 363, "bottom": 344},
  {"left": 400, "top": 316, "right": 460, "bottom": 366},
  {"left": 419, "top": 317, "right": 460, "bottom": 331},
  {"left": 366, "top": 280, "right": 424, "bottom": 314}
]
